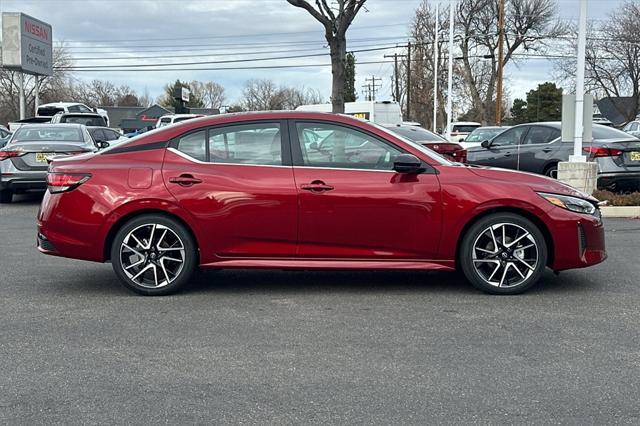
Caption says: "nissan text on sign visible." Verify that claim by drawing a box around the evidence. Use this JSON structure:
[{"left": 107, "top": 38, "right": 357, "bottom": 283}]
[{"left": 1, "top": 12, "right": 53, "bottom": 76}]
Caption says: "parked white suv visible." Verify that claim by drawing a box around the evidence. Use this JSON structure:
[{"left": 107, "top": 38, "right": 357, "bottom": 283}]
[{"left": 155, "top": 114, "right": 204, "bottom": 128}]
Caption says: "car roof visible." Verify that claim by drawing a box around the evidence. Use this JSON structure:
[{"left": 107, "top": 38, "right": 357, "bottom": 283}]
[
  {"left": 16, "top": 123, "right": 86, "bottom": 129},
  {"left": 474, "top": 126, "right": 510, "bottom": 130},
  {"left": 452, "top": 121, "right": 481, "bottom": 125},
  {"left": 39, "top": 102, "right": 88, "bottom": 108}
]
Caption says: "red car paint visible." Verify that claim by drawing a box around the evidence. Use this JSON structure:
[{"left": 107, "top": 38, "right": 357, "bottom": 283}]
[{"left": 37, "top": 111, "right": 605, "bottom": 274}]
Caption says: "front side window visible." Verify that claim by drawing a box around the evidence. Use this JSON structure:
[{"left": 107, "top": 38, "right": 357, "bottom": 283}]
[
  {"left": 492, "top": 126, "right": 528, "bottom": 147},
  {"left": 296, "top": 122, "right": 403, "bottom": 170},
  {"left": 209, "top": 123, "right": 282, "bottom": 165}
]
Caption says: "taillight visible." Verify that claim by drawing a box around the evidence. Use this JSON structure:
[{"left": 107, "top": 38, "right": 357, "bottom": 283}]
[
  {"left": 582, "top": 146, "right": 622, "bottom": 158},
  {"left": 0, "top": 151, "right": 25, "bottom": 160},
  {"left": 46, "top": 172, "right": 91, "bottom": 193}
]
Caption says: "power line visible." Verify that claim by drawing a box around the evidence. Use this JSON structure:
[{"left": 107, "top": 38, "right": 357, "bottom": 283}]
[{"left": 61, "top": 46, "right": 401, "bottom": 70}]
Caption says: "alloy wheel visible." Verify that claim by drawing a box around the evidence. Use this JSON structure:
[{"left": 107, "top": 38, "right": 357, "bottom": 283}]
[
  {"left": 119, "top": 223, "right": 186, "bottom": 289},
  {"left": 471, "top": 222, "right": 539, "bottom": 288}
]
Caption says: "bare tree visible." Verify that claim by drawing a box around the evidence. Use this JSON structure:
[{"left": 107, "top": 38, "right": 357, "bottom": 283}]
[
  {"left": 241, "top": 79, "right": 324, "bottom": 111},
  {"left": 286, "top": 0, "right": 367, "bottom": 113},
  {"left": 191, "top": 80, "right": 227, "bottom": 109},
  {"left": 557, "top": 1, "right": 640, "bottom": 123},
  {"left": 456, "top": 0, "right": 566, "bottom": 123}
]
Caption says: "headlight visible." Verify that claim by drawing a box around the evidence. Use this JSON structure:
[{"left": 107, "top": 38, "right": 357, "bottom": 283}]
[{"left": 537, "top": 192, "right": 597, "bottom": 215}]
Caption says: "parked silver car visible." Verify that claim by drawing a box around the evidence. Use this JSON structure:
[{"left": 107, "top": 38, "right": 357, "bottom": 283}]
[
  {"left": 622, "top": 121, "right": 640, "bottom": 138},
  {"left": 0, "top": 124, "right": 102, "bottom": 203}
]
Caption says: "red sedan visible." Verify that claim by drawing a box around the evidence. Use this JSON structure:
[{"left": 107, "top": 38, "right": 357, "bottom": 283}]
[{"left": 37, "top": 111, "right": 606, "bottom": 295}]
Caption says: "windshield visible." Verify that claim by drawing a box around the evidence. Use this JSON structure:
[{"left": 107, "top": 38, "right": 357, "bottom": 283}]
[
  {"left": 371, "top": 123, "right": 453, "bottom": 165},
  {"left": 60, "top": 115, "right": 107, "bottom": 126},
  {"left": 385, "top": 125, "right": 446, "bottom": 142},
  {"left": 453, "top": 124, "right": 480, "bottom": 133},
  {"left": 465, "top": 127, "right": 506, "bottom": 142},
  {"left": 12, "top": 126, "right": 84, "bottom": 143}
]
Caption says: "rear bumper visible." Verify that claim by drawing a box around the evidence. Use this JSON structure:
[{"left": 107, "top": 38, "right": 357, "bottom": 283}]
[
  {"left": 597, "top": 171, "right": 640, "bottom": 188},
  {"left": 0, "top": 171, "right": 47, "bottom": 191}
]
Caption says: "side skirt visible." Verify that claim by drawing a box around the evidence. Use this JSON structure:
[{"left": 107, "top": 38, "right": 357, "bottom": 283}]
[{"left": 200, "top": 258, "right": 455, "bottom": 271}]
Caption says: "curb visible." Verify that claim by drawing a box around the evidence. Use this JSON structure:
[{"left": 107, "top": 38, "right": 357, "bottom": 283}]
[{"left": 600, "top": 206, "right": 640, "bottom": 218}]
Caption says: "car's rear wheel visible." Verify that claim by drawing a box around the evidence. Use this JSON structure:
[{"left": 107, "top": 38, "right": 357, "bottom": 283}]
[
  {"left": 544, "top": 164, "right": 558, "bottom": 179},
  {"left": 0, "top": 189, "right": 13, "bottom": 203},
  {"left": 110, "top": 214, "right": 197, "bottom": 295},
  {"left": 459, "top": 213, "right": 547, "bottom": 295}
]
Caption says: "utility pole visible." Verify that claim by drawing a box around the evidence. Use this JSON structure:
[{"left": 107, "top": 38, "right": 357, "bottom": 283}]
[
  {"left": 495, "top": 0, "right": 505, "bottom": 125},
  {"left": 446, "top": 0, "right": 456, "bottom": 141},
  {"left": 384, "top": 53, "right": 404, "bottom": 102},
  {"left": 365, "top": 76, "right": 382, "bottom": 101},
  {"left": 433, "top": 2, "right": 439, "bottom": 133},
  {"left": 407, "top": 41, "right": 412, "bottom": 121}
]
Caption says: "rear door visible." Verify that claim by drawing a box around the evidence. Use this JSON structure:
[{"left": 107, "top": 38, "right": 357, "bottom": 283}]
[
  {"left": 290, "top": 120, "right": 442, "bottom": 260},
  {"left": 162, "top": 120, "right": 298, "bottom": 258},
  {"left": 516, "top": 125, "right": 562, "bottom": 174}
]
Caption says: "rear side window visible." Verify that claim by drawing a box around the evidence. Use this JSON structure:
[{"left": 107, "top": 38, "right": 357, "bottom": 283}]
[
  {"left": 209, "top": 123, "right": 282, "bottom": 165},
  {"left": 176, "top": 131, "right": 206, "bottom": 162},
  {"left": 522, "top": 126, "right": 560, "bottom": 145}
]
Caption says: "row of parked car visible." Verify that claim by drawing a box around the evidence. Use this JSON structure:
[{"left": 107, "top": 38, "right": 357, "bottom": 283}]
[{"left": 388, "top": 121, "right": 640, "bottom": 191}]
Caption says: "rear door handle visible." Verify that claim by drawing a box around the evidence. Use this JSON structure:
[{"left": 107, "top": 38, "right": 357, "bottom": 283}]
[
  {"left": 169, "top": 174, "right": 203, "bottom": 187},
  {"left": 301, "top": 180, "right": 334, "bottom": 192}
]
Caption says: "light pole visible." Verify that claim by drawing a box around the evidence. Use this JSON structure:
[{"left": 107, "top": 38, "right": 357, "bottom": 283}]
[
  {"left": 571, "top": 0, "right": 588, "bottom": 162},
  {"left": 433, "top": 2, "right": 439, "bottom": 133},
  {"left": 446, "top": 0, "right": 455, "bottom": 141}
]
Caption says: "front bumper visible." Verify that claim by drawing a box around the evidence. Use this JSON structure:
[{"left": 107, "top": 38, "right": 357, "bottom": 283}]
[{"left": 548, "top": 207, "right": 606, "bottom": 271}]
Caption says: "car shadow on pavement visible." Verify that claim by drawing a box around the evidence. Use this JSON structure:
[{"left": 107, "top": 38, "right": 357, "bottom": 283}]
[{"left": 9, "top": 192, "right": 45, "bottom": 205}]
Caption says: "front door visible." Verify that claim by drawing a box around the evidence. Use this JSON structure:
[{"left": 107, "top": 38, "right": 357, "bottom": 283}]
[
  {"left": 162, "top": 121, "right": 298, "bottom": 258},
  {"left": 469, "top": 126, "right": 529, "bottom": 170},
  {"left": 290, "top": 120, "right": 442, "bottom": 260}
]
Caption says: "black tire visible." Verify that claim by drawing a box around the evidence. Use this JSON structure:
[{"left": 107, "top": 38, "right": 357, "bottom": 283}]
[
  {"left": 0, "top": 189, "right": 13, "bottom": 204},
  {"left": 544, "top": 164, "right": 558, "bottom": 179},
  {"left": 459, "top": 213, "right": 548, "bottom": 295},
  {"left": 110, "top": 214, "right": 197, "bottom": 295}
]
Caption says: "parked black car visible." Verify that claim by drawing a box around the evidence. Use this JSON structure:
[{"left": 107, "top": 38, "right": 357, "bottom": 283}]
[{"left": 467, "top": 122, "right": 640, "bottom": 189}]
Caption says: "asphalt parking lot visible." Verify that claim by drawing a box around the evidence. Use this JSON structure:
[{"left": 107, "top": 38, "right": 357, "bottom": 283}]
[{"left": 1, "top": 193, "right": 639, "bottom": 424}]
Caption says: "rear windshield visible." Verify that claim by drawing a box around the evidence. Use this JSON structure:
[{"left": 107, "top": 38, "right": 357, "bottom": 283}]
[
  {"left": 592, "top": 125, "right": 638, "bottom": 140},
  {"left": 60, "top": 115, "right": 106, "bottom": 126},
  {"left": 453, "top": 125, "right": 480, "bottom": 133},
  {"left": 385, "top": 126, "right": 445, "bottom": 142},
  {"left": 37, "top": 107, "right": 64, "bottom": 117},
  {"left": 12, "top": 127, "right": 84, "bottom": 143},
  {"left": 465, "top": 128, "right": 505, "bottom": 141}
]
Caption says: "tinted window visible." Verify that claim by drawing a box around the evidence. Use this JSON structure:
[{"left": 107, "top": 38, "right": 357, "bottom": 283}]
[
  {"left": 12, "top": 126, "right": 84, "bottom": 142},
  {"left": 296, "top": 122, "right": 403, "bottom": 170},
  {"left": 592, "top": 125, "right": 638, "bottom": 140},
  {"left": 37, "top": 107, "right": 64, "bottom": 116},
  {"left": 61, "top": 115, "right": 107, "bottom": 126},
  {"left": 209, "top": 123, "right": 282, "bottom": 165},
  {"left": 90, "top": 129, "right": 106, "bottom": 141},
  {"left": 67, "top": 105, "right": 81, "bottom": 112},
  {"left": 385, "top": 125, "right": 445, "bottom": 142},
  {"left": 453, "top": 124, "right": 480, "bottom": 133},
  {"left": 522, "top": 126, "right": 560, "bottom": 145},
  {"left": 77, "top": 105, "right": 93, "bottom": 113},
  {"left": 105, "top": 130, "right": 121, "bottom": 141},
  {"left": 465, "top": 128, "right": 505, "bottom": 142},
  {"left": 177, "top": 131, "right": 206, "bottom": 162},
  {"left": 491, "top": 126, "right": 528, "bottom": 147}
]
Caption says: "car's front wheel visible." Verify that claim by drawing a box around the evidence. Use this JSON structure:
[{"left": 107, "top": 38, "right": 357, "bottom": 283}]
[
  {"left": 110, "top": 214, "right": 197, "bottom": 295},
  {"left": 459, "top": 213, "right": 548, "bottom": 294}
]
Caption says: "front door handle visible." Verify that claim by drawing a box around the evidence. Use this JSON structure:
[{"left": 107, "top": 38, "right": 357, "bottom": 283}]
[
  {"left": 503, "top": 152, "right": 512, "bottom": 157},
  {"left": 542, "top": 147, "right": 552, "bottom": 153},
  {"left": 169, "top": 174, "right": 203, "bottom": 187},
  {"left": 301, "top": 180, "right": 334, "bottom": 192}
]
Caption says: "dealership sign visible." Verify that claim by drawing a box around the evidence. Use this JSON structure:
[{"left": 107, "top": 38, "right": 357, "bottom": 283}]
[{"left": 1, "top": 13, "right": 53, "bottom": 76}]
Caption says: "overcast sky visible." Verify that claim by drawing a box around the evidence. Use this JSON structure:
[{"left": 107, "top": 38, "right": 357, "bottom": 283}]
[{"left": 2, "top": 0, "right": 621, "bottom": 107}]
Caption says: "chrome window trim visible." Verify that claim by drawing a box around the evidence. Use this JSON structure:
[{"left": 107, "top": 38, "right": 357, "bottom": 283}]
[{"left": 167, "top": 147, "right": 290, "bottom": 169}]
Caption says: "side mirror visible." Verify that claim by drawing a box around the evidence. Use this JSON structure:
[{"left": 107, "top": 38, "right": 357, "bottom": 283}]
[
  {"left": 393, "top": 153, "right": 425, "bottom": 174},
  {"left": 480, "top": 140, "right": 490, "bottom": 148},
  {"left": 309, "top": 141, "right": 319, "bottom": 151},
  {"left": 97, "top": 140, "right": 110, "bottom": 149}
]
